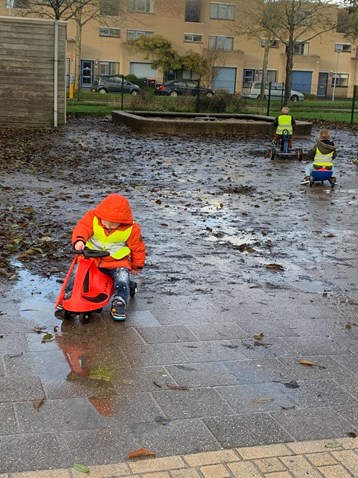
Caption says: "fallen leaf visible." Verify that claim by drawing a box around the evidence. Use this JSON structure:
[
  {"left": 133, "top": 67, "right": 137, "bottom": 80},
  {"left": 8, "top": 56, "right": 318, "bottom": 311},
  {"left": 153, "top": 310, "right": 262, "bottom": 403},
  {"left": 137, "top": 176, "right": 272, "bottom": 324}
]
[
  {"left": 34, "top": 326, "right": 47, "bottom": 334},
  {"left": 41, "top": 333, "right": 54, "bottom": 343},
  {"left": 33, "top": 398, "right": 45, "bottom": 411},
  {"left": 88, "top": 367, "right": 114, "bottom": 382},
  {"left": 283, "top": 380, "right": 299, "bottom": 389},
  {"left": 347, "top": 431, "right": 357, "bottom": 438},
  {"left": 298, "top": 359, "right": 316, "bottom": 367},
  {"left": 265, "top": 263, "right": 285, "bottom": 271},
  {"left": 324, "top": 442, "right": 342, "bottom": 449},
  {"left": 325, "top": 233, "right": 336, "bottom": 238},
  {"left": 155, "top": 416, "right": 170, "bottom": 425},
  {"left": 253, "top": 397, "right": 274, "bottom": 403},
  {"left": 254, "top": 332, "right": 265, "bottom": 340},
  {"left": 254, "top": 340, "right": 270, "bottom": 347},
  {"left": 128, "top": 448, "right": 156, "bottom": 459},
  {"left": 73, "top": 463, "right": 90, "bottom": 473}
]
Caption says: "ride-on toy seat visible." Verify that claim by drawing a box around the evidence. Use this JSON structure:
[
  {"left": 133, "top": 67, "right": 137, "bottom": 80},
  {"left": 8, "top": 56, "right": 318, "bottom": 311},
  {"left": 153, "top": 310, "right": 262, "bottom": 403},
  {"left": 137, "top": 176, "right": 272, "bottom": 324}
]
[
  {"left": 310, "top": 165, "right": 335, "bottom": 188},
  {"left": 269, "top": 129, "right": 303, "bottom": 160},
  {"left": 55, "top": 249, "right": 137, "bottom": 324}
]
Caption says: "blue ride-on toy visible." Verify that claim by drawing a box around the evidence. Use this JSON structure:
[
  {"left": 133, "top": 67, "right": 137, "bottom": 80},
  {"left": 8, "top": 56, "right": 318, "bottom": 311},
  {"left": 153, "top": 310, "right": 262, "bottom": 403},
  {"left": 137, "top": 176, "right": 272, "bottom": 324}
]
[
  {"left": 309, "top": 166, "right": 336, "bottom": 188},
  {"left": 269, "top": 129, "right": 303, "bottom": 160}
]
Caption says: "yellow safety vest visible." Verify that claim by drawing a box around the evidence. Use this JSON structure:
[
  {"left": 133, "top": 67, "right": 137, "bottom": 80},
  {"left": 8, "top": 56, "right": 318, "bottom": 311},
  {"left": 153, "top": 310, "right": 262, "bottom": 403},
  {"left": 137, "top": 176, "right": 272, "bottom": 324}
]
[
  {"left": 313, "top": 147, "right": 334, "bottom": 169},
  {"left": 86, "top": 217, "right": 133, "bottom": 260},
  {"left": 276, "top": 115, "right": 293, "bottom": 135}
]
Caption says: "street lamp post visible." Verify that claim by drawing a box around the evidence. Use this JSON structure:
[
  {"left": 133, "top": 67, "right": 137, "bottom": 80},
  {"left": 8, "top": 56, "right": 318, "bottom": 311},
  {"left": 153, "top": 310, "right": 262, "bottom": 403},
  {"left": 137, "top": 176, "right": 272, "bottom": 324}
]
[
  {"left": 6, "top": 0, "right": 14, "bottom": 16},
  {"left": 332, "top": 45, "right": 343, "bottom": 102}
]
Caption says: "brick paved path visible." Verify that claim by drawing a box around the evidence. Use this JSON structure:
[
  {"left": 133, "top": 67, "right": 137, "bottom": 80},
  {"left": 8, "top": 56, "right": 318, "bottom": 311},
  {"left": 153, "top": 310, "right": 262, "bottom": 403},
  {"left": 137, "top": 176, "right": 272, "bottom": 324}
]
[{"left": 4, "top": 437, "right": 358, "bottom": 477}]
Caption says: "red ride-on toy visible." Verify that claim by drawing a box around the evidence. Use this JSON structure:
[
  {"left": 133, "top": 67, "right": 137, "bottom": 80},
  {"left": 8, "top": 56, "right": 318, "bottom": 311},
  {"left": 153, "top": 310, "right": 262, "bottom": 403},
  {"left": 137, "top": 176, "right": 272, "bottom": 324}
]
[{"left": 55, "top": 249, "right": 137, "bottom": 324}]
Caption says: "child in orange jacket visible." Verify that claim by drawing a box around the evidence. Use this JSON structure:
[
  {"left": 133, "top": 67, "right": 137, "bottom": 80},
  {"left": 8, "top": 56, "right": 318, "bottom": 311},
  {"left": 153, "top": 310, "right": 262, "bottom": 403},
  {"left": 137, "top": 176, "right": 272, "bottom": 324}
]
[{"left": 71, "top": 193, "right": 145, "bottom": 320}]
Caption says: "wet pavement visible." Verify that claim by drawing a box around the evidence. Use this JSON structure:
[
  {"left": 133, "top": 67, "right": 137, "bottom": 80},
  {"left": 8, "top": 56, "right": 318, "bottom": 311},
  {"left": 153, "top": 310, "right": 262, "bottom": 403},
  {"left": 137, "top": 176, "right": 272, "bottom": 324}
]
[{"left": 0, "top": 117, "right": 357, "bottom": 474}]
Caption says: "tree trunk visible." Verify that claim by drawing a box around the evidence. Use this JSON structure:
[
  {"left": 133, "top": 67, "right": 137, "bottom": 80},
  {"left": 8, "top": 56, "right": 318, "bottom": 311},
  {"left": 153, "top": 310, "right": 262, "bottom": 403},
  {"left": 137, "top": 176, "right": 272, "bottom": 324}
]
[
  {"left": 260, "top": 41, "right": 270, "bottom": 99},
  {"left": 284, "top": 40, "right": 294, "bottom": 106}
]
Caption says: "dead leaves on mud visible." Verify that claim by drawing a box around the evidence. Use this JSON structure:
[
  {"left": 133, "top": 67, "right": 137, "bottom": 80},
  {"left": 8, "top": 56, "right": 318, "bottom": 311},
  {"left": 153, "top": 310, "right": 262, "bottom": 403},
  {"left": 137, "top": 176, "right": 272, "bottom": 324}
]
[{"left": 0, "top": 201, "right": 70, "bottom": 279}]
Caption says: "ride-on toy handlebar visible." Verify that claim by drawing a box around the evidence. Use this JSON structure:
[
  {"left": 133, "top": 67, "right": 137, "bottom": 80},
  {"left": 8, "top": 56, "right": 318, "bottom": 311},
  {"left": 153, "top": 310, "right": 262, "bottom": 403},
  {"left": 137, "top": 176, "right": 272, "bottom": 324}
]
[{"left": 73, "top": 248, "right": 110, "bottom": 259}]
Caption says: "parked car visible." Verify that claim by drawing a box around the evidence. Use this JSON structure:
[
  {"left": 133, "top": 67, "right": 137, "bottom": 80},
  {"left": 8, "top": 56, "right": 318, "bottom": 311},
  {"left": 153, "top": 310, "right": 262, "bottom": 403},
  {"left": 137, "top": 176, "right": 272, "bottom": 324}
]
[
  {"left": 241, "top": 82, "right": 304, "bottom": 101},
  {"left": 154, "top": 79, "right": 215, "bottom": 97},
  {"left": 91, "top": 76, "right": 141, "bottom": 95}
]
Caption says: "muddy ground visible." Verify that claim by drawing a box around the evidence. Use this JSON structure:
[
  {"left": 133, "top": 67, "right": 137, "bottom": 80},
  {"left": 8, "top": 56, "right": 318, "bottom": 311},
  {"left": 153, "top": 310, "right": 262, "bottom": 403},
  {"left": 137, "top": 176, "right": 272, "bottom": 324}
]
[
  {"left": 0, "top": 115, "right": 357, "bottom": 301},
  {"left": 1, "top": 116, "right": 358, "bottom": 472}
]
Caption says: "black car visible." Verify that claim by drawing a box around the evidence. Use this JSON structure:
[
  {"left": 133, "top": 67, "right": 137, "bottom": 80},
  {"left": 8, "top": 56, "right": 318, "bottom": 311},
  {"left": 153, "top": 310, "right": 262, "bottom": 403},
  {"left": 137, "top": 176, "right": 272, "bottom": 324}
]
[
  {"left": 91, "top": 76, "right": 141, "bottom": 95},
  {"left": 154, "top": 79, "right": 214, "bottom": 97}
]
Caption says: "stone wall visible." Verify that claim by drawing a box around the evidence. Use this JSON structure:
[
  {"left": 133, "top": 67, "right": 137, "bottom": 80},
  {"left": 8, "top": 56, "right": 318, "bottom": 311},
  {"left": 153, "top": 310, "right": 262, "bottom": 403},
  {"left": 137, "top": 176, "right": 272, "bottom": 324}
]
[
  {"left": 112, "top": 111, "right": 312, "bottom": 137},
  {"left": 0, "top": 16, "right": 66, "bottom": 128}
]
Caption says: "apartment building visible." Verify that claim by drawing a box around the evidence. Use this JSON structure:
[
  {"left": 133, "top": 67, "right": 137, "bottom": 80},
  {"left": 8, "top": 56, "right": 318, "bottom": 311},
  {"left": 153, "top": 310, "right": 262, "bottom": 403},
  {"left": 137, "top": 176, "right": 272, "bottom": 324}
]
[{"left": 1, "top": 0, "right": 357, "bottom": 98}]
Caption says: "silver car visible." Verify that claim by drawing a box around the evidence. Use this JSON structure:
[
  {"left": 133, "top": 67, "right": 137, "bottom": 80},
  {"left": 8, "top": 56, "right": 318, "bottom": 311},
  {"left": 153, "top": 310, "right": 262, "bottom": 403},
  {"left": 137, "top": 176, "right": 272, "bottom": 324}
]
[
  {"left": 241, "top": 82, "right": 304, "bottom": 101},
  {"left": 91, "top": 76, "right": 141, "bottom": 95}
]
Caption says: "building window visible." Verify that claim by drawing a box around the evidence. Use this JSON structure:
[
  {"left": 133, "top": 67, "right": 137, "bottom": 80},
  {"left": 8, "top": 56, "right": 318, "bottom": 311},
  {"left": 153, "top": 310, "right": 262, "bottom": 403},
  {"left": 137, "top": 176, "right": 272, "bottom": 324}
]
[
  {"left": 127, "top": 30, "right": 154, "bottom": 40},
  {"left": 335, "top": 43, "right": 352, "bottom": 53},
  {"left": 293, "top": 42, "right": 309, "bottom": 55},
  {"left": 258, "top": 71, "right": 277, "bottom": 83},
  {"left": 332, "top": 73, "right": 349, "bottom": 87},
  {"left": 128, "top": 0, "right": 154, "bottom": 13},
  {"left": 208, "top": 35, "right": 233, "bottom": 51},
  {"left": 210, "top": 3, "right": 235, "bottom": 20},
  {"left": 294, "top": 10, "right": 312, "bottom": 27},
  {"left": 184, "top": 33, "right": 203, "bottom": 43},
  {"left": 100, "top": 0, "right": 119, "bottom": 16},
  {"left": 185, "top": 0, "right": 201, "bottom": 22},
  {"left": 260, "top": 39, "right": 279, "bottom": 48},
  {"left": 13, "top": 0, "right": 29, "bottom": 7},
  {"left": 98, "top": 62, "right": 119, "bottom": 76},
  {"left": 99, "top": 27, "right": 120, "bottom": 37}
]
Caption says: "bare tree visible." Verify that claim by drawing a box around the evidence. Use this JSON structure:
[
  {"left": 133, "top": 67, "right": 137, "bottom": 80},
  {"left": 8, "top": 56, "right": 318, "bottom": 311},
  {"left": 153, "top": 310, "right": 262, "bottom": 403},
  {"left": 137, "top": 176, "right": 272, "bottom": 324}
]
[
  {"left": 338, "top": 1, "right": 358, "bottom": 42},
  {"left": 21, "top": 0, "right": 127, "bottom": 90},
  {"left": 235, "top": 0, "right": 337, "bottom": 104}
]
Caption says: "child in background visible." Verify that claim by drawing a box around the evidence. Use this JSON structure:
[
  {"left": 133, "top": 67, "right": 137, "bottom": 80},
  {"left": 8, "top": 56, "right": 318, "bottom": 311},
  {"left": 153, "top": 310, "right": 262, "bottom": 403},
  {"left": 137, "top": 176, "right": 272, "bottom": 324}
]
[
  {"left": 71, "top": 193, "right": 145, "bottom": 320},
  {"left": 300, "top": 129, "right": 337, "bottom": 185},
  {"left": 273, "top": 106, "right": 296, "bottom": 149}
]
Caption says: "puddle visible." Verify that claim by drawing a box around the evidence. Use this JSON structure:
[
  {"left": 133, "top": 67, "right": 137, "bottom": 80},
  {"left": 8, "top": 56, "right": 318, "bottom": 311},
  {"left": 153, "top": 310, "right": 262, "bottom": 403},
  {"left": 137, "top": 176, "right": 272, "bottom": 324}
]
[{"left": 4, "top": 261, "right": 162, "bottom": 419}]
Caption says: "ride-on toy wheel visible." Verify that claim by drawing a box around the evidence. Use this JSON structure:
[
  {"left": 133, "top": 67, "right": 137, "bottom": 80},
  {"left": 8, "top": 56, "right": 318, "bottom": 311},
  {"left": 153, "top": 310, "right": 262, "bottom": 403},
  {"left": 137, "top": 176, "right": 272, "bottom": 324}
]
[
  {"left": 269, "top": 148, "right": 276, "bottom": 160},
  {"left": 129, "top": 280, "right": 137, "bottom": 298},
  {"left": 79, "top": 313, "right": 91, "bottom": 325},
  {"left": 63, "top": 310, "right": 73, "bottom": 321}
]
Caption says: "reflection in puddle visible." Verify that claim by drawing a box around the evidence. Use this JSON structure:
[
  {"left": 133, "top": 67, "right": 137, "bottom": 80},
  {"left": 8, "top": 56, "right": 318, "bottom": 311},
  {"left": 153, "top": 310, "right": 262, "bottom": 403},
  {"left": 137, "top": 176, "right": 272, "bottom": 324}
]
[{"left": 8, "top": 261, "right": 122, "bottom": 417}]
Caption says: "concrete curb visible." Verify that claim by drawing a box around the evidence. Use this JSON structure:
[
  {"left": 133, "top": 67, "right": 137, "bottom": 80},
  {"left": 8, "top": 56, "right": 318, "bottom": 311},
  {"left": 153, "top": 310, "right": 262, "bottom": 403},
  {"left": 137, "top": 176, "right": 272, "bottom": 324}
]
[{"left": 6, "top": 437, "right": 358, "bottom": 477}]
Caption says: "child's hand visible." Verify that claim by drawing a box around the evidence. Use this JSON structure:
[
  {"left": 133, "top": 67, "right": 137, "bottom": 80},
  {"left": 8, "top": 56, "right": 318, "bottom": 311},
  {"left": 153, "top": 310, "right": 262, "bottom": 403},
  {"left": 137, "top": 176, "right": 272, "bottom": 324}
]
[
  {"left": 131, "top": 267, "right": 142, "bottom": 276},
  {"left": 74, "top": 241, "right": 85, "bottom": 251}
]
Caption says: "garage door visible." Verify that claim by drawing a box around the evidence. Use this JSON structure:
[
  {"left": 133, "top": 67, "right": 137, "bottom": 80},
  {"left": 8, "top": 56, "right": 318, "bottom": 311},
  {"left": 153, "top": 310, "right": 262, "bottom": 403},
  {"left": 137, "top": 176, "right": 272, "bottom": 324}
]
[
  {"left": 212, "top": 67, "right": 237, "bottom": 94},
  {"left": 130, "top": 62, "right": 157, "bottom": 79},
  {"left": 291, "top": 71, "right": 312, "bottom": 94}
]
